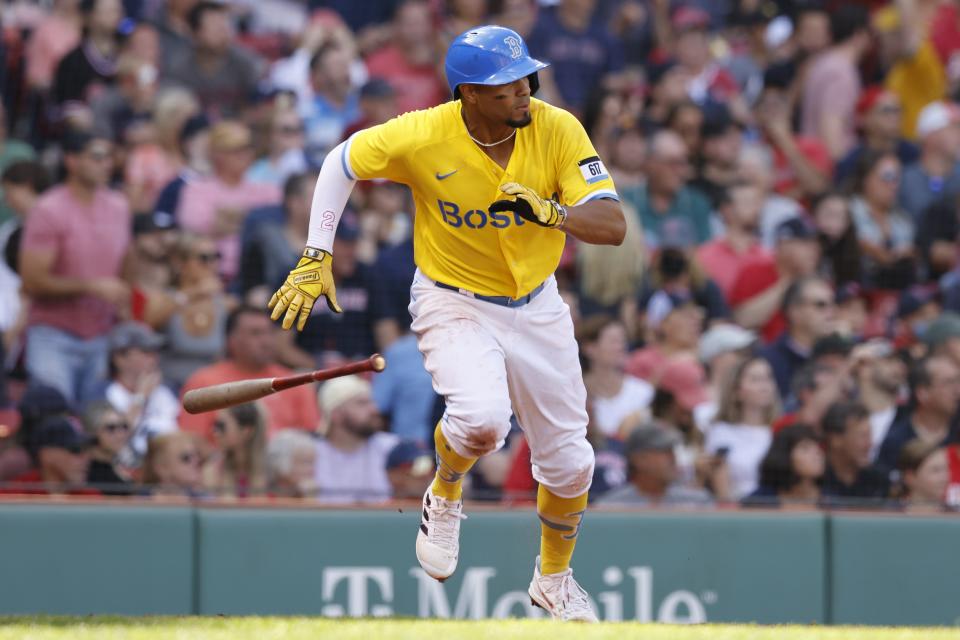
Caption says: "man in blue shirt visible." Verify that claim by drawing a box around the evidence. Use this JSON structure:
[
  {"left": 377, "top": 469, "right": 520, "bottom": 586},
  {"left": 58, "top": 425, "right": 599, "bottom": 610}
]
[
  {"left": 878, "top": 354, "right": 960, "bottom": 470},
  {"left": 525, "top": 0, "right": 624, "bottom": 117}
]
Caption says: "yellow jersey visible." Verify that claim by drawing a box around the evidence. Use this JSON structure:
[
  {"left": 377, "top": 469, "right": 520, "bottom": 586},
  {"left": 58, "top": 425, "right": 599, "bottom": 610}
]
[{"left": 345, "top": 98, "right": 618, "bottom": 298}]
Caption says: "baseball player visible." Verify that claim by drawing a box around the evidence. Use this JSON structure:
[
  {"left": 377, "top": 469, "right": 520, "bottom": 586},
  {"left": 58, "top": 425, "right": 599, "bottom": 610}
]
[{"left": 268, "top": 26, "right": 625, "bottom": 621}]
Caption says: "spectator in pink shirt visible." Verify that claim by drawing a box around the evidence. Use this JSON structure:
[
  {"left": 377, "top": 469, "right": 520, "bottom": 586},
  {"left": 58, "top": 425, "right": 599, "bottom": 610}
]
[
  {"left": 800, "top": 5, "right": 873, "bottom": 160},
  {"left": 365, "top": 0, "right": 447, "bottom": 113},
  {"left": 696, "top": 182, "right": 770, "bottom": 301},
  {"left": 19, "top": 131, "right": 131, "bottom": 407},
  {"left": 175, "top": 121, "right": 281, "bottom": 282},
  {"left": 24, "top": 0, "right": 82, "bottom": 92}
]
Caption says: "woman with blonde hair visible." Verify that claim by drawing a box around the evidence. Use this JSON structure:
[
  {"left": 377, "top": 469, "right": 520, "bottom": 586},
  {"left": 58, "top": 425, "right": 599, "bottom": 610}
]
[
  {"left": 149, "top": 233, "right": 237, "bottom": 391},
  {"left": 82, "top": 401, "right": 134, "bottom": 495},
  {"left": 705, "top": 355, "right": 782, "bottom": 501},
  {"left": 142, "top": 431, "right": 204, "bottom": 497},
  {"left": 204, "top": 402, "right": 268, "bottom": 498}
]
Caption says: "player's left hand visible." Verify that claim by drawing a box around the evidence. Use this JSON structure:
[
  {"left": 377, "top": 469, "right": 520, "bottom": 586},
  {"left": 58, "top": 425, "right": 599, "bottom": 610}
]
[
  {"left": 490, "top": 182, "right": 567, "bottom": 229},
  {"left": 268, "top": 250, "right": 342, "bottom": 332}
]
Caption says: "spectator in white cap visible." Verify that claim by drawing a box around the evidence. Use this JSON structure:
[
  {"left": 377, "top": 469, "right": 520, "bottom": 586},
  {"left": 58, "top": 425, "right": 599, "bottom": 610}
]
[
  {"left": 91, "top": 321, "right": 179, "bottom": 468},
  {"left": 898, "top": 100, "right": 960, "bottom": 220},
  {"left": 314, "top": 374, "right": 398, "bottom": 504},
  {"left": 694, "top": 324, "right": 757, "bottom": 432}
]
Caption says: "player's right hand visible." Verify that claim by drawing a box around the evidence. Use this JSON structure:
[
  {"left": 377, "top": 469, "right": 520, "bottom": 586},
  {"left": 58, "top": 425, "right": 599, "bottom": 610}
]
[{"left": 268, "top": 249, "right": 342, "bottom": 331}]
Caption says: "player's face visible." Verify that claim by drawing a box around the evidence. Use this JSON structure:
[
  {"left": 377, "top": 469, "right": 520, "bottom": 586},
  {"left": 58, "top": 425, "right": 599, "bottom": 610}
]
[{"left": 470, "top": 79, "right": 533, "bottom": 128}]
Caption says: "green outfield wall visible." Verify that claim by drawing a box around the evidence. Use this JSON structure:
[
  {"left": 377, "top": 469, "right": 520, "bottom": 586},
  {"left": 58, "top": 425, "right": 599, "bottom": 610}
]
[{"left": 0, "top": 503, "right": 957, "bottom": 625}]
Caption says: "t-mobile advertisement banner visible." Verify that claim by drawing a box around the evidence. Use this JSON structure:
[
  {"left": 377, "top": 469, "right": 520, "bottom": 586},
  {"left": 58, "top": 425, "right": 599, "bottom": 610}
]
[{"left": 195, "top": 509, "right": 826, "bottom": 624}]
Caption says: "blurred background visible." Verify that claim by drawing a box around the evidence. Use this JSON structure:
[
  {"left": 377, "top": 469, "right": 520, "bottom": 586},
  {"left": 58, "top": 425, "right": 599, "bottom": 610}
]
[{"left": 0, "top": 0, "right": 959, "bottom": 625}]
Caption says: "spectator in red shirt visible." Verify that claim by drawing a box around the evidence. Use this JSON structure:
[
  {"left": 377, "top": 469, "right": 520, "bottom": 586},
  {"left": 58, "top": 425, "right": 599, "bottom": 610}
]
[
  {"left": 946, "top": 443, "right": 960, "bottom": 508},
  {"left": 756, "top": 70, "right": 832, "bottom": 201},
  {"left": 178, "top": 306, "right": 321, "bottom": 441},
  {"left": 364, "top": 0, "right": 446, "bottom": 113},
  {"left": 628, "top": 291, "right": 705, "bottom": 381},
  {"left": 19, "top": 131, "right": 131, "bottom": 408},
  {"left": 729, "top": 217, "right": 822, "bottom": 344},
  {"left": 696, "top": 182, "right": 770, "bottom": 301}
]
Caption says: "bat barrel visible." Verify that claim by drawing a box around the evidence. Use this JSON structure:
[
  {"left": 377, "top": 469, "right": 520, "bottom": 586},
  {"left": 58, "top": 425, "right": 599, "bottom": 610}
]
[{"left": 182, "top": 378, "right": 277, "bottom": 414}]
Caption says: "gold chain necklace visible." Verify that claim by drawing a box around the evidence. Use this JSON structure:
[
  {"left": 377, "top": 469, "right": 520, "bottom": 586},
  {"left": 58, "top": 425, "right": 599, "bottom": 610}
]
[{"left": 466, "top": 128, "right": 517, "bottom": 147}]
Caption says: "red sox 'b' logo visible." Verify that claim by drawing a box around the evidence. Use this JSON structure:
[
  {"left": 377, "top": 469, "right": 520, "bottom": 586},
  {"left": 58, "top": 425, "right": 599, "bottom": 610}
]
[{"left": 505, "top": 36, "right": 522, "bottom": 59}]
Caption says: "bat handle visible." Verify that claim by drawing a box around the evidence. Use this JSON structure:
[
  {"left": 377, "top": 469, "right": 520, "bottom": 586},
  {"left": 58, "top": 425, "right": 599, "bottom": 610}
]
[{"left": 270, "top": 354, "right": 387, "bottom": 392}]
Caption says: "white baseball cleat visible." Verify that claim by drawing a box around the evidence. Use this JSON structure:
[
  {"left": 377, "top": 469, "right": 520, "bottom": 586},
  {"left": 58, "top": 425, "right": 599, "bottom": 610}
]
[
  {"left": 528, "top": 555, "right": 599, "bottom": 622},
  {"left": 416, "top": 486, "right": 466, "bottom": 582}
]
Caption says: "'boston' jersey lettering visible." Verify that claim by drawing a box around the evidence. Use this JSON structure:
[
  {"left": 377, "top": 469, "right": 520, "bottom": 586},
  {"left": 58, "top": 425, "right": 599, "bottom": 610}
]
[{"left": 437, "top": 200, "right": 528, "bottom": 229}]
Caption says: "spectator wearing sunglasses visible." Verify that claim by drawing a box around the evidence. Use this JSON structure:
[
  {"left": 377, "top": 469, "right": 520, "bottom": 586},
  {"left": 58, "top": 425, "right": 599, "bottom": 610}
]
[
  {"left": 204, "top": 402, "right": 268, "bottom": 498},
  {"left": 141, "top": 431, "right": 205, "bottom": 497},
  {"left": 758, "top": 276, "right": 837, "bottom": 401},
  {"left": 155, "top": 235, "right": 238, "bottom": 392},
  {"left": 82, "top": 401, "right": 134, "bottom": 495},
  {"left": 848, "top": 150, "right": 916, "bottom": 291}
]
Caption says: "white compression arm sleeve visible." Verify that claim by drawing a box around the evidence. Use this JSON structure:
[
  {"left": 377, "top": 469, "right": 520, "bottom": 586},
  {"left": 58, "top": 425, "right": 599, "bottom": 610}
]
[{"left": 305, "top": 139, "right": 357, "bottom": 253}]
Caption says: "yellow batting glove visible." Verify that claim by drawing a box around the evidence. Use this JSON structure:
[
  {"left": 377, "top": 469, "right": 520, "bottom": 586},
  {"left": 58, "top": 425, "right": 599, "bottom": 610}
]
[
  {"left": 489, "top": 181, "right": 567, "bottom": 228},
  {"left": 268, "top": 249, "right": 342, "bottom": 331}
]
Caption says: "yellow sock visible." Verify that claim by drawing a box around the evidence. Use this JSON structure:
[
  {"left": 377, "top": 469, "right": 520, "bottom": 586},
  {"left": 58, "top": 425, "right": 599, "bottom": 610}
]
[
  {"left": 537, "top": 484, "right": 588, "bottom": 575},
  {"left": 431, "top": 422, "right": 476, "bottom": 501}
]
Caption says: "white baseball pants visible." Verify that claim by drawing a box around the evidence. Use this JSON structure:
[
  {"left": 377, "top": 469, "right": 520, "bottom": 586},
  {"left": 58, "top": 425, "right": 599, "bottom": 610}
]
[{"left": 409, "top": 269, "right": 594, "bottom": 498}]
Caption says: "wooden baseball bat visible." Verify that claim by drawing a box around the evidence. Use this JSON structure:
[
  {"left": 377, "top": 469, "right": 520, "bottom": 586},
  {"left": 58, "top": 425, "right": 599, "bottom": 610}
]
[{"left": 182, "top": 354, "right": 387, "bottom": 414}]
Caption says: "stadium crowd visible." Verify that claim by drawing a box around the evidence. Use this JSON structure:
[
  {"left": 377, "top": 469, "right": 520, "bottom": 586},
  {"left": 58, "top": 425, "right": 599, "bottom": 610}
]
[{"left": 0, "top": 0, "right": 959, "bottom": 511}]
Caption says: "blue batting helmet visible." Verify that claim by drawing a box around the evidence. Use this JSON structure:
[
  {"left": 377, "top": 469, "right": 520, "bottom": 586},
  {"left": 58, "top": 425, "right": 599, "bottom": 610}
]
[{"left": 444, "top": 25, "right": 549, "bottom": 99}]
